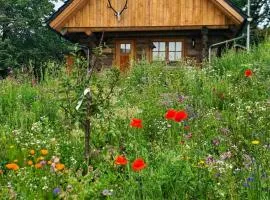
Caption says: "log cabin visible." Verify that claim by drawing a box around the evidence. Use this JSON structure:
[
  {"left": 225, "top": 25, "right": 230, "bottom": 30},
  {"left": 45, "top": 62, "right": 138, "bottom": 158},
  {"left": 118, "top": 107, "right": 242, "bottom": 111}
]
[{"left": 48, "top": 0, "right": 247, "bottom": 71}]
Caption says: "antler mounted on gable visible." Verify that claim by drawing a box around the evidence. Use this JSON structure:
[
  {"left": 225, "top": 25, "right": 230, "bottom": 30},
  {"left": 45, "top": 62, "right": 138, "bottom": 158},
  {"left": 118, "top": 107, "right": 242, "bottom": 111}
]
[{"left": 107, "top": 0, "right": 128, "bottom": 21}]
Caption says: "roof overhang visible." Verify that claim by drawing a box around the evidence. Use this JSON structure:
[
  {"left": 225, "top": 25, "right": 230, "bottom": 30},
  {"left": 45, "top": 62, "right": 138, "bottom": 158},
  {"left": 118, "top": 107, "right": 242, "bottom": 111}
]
[
  {"left": 48, "top": 0, "right": 88, "bottom": 32},
  {"left": 210, "top": 0, "right": 246, "bottom": 24}
]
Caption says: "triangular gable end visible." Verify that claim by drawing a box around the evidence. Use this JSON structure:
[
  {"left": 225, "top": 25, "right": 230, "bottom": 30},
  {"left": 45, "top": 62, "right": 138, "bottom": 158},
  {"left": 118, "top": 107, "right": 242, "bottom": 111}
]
[
  {"left": 48, "top": 0, "right": 245, "bottom": 33},
  {"left": 49, "top": 0, "right": 89, "bottom": 32},
  {"left": 210, "top": 0, "right": 244, "bottom": 24}
]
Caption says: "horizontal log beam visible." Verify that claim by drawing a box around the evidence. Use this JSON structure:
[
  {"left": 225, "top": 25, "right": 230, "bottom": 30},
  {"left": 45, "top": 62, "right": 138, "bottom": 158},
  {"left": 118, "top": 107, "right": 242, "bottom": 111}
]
[{"left": 63, "top": 25, "right": 231, "bottom": 33}]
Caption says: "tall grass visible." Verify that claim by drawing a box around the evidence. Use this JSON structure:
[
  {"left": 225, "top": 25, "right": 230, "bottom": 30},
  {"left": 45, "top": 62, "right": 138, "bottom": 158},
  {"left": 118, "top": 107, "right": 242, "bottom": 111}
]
[{"left": 0, "top": 40, "right": 269, "bottom": 199}]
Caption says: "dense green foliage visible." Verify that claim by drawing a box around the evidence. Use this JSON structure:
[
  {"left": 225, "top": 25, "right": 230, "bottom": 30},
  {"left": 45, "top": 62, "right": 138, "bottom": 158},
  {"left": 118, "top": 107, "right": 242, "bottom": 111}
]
[
  {"left": 0, "top": 0, "right": 68, "bottom": 71},
  {"left": 231, "top": 0, "right": 270, "bottom": 28},
  {"left": 0, "top": 40, "right": 269, "bottom": 199}
]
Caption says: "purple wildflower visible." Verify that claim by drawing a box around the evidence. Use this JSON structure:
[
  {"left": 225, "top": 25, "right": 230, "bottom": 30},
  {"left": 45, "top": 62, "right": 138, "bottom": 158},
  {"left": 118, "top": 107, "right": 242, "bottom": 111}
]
[
  {"left": 40, "top": 160, "right": 46, "bottom": 166},
  {"left": 247, "top": 177, "right": 254, "bottom": 182},
  {"left": 53, "top": 188, "right": 60, "bottom": 196}
]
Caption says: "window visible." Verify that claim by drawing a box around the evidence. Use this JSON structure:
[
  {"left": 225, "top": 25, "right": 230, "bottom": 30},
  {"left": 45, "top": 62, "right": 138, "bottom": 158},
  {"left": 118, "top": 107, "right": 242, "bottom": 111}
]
[
  {"left": 120, "top": 43, "right": 131, "bottom": 54},
  {"left": 152, "top": 41, "right": 183, "bottom": 62},
  {"left": 152, "top": 42, "right": 166, "bottom": 61},
  {"left": 169, "top": 42, "right": 182, "bottom": 61}
]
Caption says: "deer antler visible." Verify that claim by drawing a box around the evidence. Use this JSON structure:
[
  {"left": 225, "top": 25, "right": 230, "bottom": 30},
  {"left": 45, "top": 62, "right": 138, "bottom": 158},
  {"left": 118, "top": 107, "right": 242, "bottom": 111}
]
[
  {"left": 107, "top": 0, "right": 118, "bottom": 14},
  {"left": 119, "top": 0, "right": 128, "bottom": 15},
  {"left": 107, "top": 0, "right": 128, "bottom": 21}
]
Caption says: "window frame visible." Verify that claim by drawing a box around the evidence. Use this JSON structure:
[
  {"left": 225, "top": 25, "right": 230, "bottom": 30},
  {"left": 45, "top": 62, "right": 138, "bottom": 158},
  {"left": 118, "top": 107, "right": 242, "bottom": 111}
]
[
  {"left": 120, "top": 43, "right": 132, "bottom": 54},
  {"left": 151, "top": 39, "right": 184, "bottom": 63},
  {"left": 152, "top": 42, "right": 166, "bottom": 61}
]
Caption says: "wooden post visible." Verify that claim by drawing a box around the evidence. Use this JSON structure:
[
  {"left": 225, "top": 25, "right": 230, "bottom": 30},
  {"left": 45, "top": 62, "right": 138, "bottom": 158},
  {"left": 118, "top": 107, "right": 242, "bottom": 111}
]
[{"left": 201, "top": 27, "right": 209, "bottom": 60}]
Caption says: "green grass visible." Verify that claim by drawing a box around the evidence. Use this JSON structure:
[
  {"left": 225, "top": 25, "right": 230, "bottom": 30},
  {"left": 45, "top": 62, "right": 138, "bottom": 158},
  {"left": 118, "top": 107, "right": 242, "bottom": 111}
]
[{"left": 0, "top": 40, "right": 269, "bottom": 199}]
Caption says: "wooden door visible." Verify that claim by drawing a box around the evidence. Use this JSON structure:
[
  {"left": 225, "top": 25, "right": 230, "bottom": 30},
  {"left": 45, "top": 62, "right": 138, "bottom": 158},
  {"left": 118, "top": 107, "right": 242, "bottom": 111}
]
[{"left": 116, "top": 41, "right": 135, "bottom": 72}]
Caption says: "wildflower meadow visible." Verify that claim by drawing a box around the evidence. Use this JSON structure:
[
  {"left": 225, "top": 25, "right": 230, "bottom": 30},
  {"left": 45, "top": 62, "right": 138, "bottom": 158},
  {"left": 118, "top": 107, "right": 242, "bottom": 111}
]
[{"left": 0, "top": 40, "right": 269, "bottom": 199}]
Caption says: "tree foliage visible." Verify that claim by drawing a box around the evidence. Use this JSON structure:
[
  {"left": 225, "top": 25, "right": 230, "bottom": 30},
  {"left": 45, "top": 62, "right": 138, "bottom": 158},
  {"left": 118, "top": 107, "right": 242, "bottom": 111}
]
[
  {"left": 231, "top": 0, "right": 270, "bottom": 28},
  {"left": 0, "top": 0, "right": 69, "bottom": 71}
]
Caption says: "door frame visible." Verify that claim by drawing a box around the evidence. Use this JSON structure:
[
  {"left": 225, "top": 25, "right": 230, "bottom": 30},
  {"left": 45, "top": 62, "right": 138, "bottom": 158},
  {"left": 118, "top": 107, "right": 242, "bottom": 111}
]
[{"left": 115, "top": 40, "right": 136, "bottom": 69}]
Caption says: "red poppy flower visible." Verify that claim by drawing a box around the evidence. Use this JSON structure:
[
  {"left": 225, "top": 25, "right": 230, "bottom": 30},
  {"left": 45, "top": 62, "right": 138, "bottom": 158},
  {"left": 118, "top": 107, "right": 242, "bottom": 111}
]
[
  {"left": 165, "top": 109, "right": 177, "bottom": 120},
  {"left": 174, "top": 110, "right": 188, "bottom": 122},
  {"left": 115, "top": 155, "right": 128, "bottom": 165},
  {"left": 245, "top": 69, "right": 253, "bottom": 77},
  {"left": 132, "top": 158, "right": 147, "bottom": 172},
  {"left": 130, "top": 118, "right": 143, "bottom": 128}
]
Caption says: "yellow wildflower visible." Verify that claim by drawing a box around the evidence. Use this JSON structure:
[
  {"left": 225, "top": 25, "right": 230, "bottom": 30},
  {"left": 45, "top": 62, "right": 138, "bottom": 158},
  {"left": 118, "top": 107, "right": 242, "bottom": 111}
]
[
  {"left": 37, "top": 156, "right": 45, "bottom": 162},
  {"left": 40, "top": 149, "right": 48, "bottom": 156},
  {"left": 251, "top": 140, "right": 260, "bottom": 145},
  {"left": 198, "top": 160, "right": 205, "bottom": 165},
  {"left": 30, "top": 150, "right": 35, "bottom": 155}
]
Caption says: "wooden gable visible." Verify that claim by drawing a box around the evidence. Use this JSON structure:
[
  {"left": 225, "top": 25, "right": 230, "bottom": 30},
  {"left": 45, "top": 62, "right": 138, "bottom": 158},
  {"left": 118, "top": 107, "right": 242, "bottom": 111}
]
[{"left": 49, "top": 0, "right": 245, "bottom": 33}]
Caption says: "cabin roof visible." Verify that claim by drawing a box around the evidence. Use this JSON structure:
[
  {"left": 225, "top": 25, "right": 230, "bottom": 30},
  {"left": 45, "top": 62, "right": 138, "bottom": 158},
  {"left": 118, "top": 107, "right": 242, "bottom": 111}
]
[
  {"left": 47, "top": 0, "right": 247, "bottom": 34},
  {"left": 47, "top": 0, "right": 73, "bottom": 25}
]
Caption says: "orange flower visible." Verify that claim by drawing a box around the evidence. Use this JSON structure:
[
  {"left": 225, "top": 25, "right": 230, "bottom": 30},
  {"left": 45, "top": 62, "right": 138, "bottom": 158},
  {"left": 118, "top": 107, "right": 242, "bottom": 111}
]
[
  {"left": 245, "top": 69, "right": 253, "bottom": 77},
  {"left": 132, "top": 158, "right": 146, "bottom": 172},
  {"left": 165, "top": 109, "right": 177, "bottom": 120},
  {"left": 35, "top": 163, "right": 42, "bottom": 169},
  {"left": 27, "top": 160, "right": 33, "bottom": 166},
  {"left": 55, "top": 163, "right": 65, "bottom": 171},
  {"left": 6, "top": 163, "right": 19, "bottom": 171},
  {"left": 0, "top": 170, "right": 3, "bottom": 175},
  {"left": 30, "top": 149, "right": 35, "bottom": 155},
  {"left": 40, "top": 149, "right": 48, "bottom": 156},
  {"left": 130, "top": 118, "right": 143, "bottom": 128},
  {"left": 115, "top": 155, "right": 128, "bottom": 165},
  {"left": 174, "top": 110, "right": 188, "bottom": 122}
]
